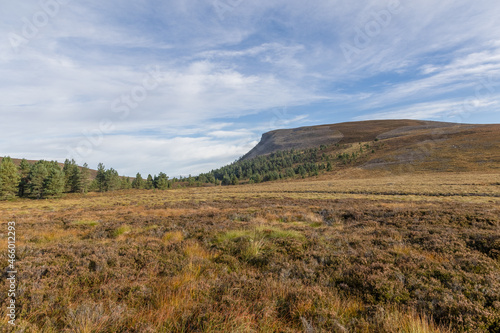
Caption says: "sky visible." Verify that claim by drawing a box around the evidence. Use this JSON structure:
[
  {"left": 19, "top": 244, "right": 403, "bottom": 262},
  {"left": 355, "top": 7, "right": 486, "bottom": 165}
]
[{"left": 1, "top": 0, "right": 499, "bottom": 177}]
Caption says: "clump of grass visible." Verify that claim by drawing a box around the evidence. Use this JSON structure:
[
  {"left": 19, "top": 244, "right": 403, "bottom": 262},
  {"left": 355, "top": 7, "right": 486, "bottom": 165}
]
[
  {"left": 112, "top": 225, "right": 131, "bottom": 237},
  {"left": 218, "top": 226, "right": 304, "bottom": 243},
  {"left": 162, "top": 231, "right": 183, "bottom": 245},
  {"left": 256, "top": 226, "right": 305, "bottom": 241},
  {"left": 143, "top": 224, "right": 159, "bottom": 231},
  {"left": 382, "top": 308, "right": 450, "bottom": 333},
  {"left": 183, "top": 241, "right": 210, "bottom": 261},
  {"left": 72, "top": 219, "right": 99, "bottom": 227},
  {"left": 215, "top": 227, "right": 305, "bottom": 264}
]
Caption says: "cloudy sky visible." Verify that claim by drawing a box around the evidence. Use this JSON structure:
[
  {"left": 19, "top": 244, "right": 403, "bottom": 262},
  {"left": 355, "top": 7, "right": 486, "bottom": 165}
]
[{"left": 1, "top": 0, "right": 499, "bottom": 177}]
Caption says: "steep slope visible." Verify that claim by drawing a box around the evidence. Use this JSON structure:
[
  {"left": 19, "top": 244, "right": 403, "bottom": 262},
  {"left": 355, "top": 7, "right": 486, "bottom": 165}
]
[{"left": 240, "top": 119, "right": 500, "bottom": 173}]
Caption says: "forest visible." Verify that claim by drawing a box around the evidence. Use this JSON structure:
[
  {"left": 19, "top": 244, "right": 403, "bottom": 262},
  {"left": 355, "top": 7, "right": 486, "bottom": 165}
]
[{"left": 0, "top": 142, "right": 375, "bottom": 200}]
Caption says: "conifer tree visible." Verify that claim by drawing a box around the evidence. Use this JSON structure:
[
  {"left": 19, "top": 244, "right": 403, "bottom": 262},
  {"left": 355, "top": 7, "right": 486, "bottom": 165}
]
[
  {"left": 0, "top": 157, "right": 20, "bottom": 200},
  {"left": 18, "top": 159, "right": 32, "bottom": 197},
  {"left": 231, "top": 174, "right": 239, "bottom": 185},
  {"left": 63, "top": 159, "right": 82, "bottom": 193},
  {"left": 132, "top": 173, "right": 144, "bottom": 189},
  {"left": 104, "top": 168, "right": 121, "bottom": 191},
  {"left": 145, "top": 174, "right": 154, "bottom": 189},
  {"left": 29, "top": 161, "right": 49, "bottom": 199},
  {"left": 187, "top": 175, "right": 195, "bottom": 187},
  {"left": 121, "top": 177, "right": 132, "bottom": 189},
  {"left": 222, "top": 173, "right": 231, "bottom": 186},
  {"left": 43, "top": 163, "right": 65, "bottom": 198},
  {"left": 80, "top": 163, "right": 91, "bottom": 193},
  {"left": 70, "top": 165, "right": 82, "bottom": 193},
  {"left": 95, "top": 163, "right": 106, "bottom": 192},
  {"left": 63, "top": 159, "right": 73, "bottom": 192},
  {"left": 156, "top": 172, "right": 169, "bottom": 190}
]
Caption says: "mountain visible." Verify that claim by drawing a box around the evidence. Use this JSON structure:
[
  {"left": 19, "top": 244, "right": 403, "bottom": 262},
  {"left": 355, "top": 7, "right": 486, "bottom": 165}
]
[{"left": 241, "top": 119, "right": 500, "bottom": 173}]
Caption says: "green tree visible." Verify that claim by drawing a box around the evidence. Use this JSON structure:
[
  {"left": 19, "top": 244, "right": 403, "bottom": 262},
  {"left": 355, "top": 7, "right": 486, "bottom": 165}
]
[
  {"left": 63, "top": 159, "right": 82, "bottom": 193},
  {"left": 222, "top": 173, "right": 231, "bottom": 186},
  {"left": 80, "top": 163, "right": 91, "bottom": 193},
  {"left": 95, "top": 163, "right": 106, "bottom": 192},
  {"left": 156, "top": 172, "right": 169, "bottom": 190},
  {"left": 298, "top": 165, "right": 307, "bottom": 178},
  {"left": 63, "top": 159, "right": 73, "bottom": 192},
  {"left": 104, "top": 168, "right": 121, "bottom": 191},
  {"left": 0, "top": 157, "right": 20, "bottom": 200},
  {"left": 121, "top": 177, "right": 132, "bottom": 189},
  {"left": 230, "top": 174, "right": 239, "bottom": 185},
  {"left": 88, "top": 179, "right": 99, "bottom": 192},
  {"left": 43, "top": 163, "right": 65, "bottom": 198},
  {"left": 29, "top": 161, "right": 49, "bottom": 199},
  {"left": 250, "top": 173, "right": 261, "bottom": 184},
  {"left": 197, "top": 174, "right": 207, "bottom": 184},
  {"left": 187, "top": 175, "right": 195, "bottom": 187},
  {"left": 145, "top": 174, "right": 155, "bottom": 189},
  {"left": 132, "top": 173, "right": 144, "bottom": 189},
  {"left": 18, "top": 159, "right": 32, "bottom": 197}
]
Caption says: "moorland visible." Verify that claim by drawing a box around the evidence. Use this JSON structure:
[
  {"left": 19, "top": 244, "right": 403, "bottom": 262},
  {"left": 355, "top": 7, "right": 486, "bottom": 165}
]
[{"left": 1, "top": 120, "right": 499, "bottom": 332}]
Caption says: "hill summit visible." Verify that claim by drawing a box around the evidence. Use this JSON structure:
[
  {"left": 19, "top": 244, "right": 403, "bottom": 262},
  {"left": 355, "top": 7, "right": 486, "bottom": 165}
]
[{"left": 241, "top": 119, "right": 500, "bottom": 173}]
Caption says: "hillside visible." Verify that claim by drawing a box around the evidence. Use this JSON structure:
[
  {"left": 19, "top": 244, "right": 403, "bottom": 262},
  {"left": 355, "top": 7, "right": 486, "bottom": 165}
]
[{"left": 241, "top": 119, "right": 500, "bottom": 174}]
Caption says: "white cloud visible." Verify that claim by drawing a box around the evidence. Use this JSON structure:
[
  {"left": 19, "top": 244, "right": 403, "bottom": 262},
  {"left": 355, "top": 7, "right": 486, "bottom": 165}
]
[{"left": 1, "top": 0, "right": 500, "bottom": 175}]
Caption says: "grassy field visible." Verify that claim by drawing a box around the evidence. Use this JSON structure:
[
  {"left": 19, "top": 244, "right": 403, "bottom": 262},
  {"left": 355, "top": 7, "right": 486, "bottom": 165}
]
[{"left": 1, "top": 172, "right": 499, "bottom": 332}]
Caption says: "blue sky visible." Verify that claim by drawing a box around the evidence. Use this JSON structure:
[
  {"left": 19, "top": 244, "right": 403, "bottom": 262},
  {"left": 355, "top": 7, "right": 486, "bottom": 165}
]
[{"left": 1, "top": 0, "right": 499, "bottom": 177}]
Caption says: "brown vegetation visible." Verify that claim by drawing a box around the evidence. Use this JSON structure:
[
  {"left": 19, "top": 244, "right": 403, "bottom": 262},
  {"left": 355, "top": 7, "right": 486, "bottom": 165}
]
[
  {"left": 241, "top": 120, "right": 500, "bottom": 176},
  {"left": 1, "top": 173, "right": 499, "bottom": 332}
]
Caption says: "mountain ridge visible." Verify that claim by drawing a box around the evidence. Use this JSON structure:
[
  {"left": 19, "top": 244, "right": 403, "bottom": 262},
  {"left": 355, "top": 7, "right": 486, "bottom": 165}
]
[{"left": 239, "top": 119, "right": 499, "bottom": 174}]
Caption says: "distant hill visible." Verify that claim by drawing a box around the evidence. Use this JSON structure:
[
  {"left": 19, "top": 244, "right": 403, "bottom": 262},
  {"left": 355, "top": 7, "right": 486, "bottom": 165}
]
[{"left": 241, "top": 119, "right": 500, "bottom": 173}]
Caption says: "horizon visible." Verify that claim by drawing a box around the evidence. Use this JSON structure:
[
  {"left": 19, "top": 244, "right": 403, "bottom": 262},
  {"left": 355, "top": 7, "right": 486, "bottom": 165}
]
[
  {"left": 2, "top": 0, "right": 500, "bottom": 176},
  {"left": 1, "top": 117, "right": 494, "bottom": 178}
]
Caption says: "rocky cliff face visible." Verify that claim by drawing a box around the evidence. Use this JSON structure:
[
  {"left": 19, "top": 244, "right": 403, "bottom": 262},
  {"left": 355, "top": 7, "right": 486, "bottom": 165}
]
[{"left": 242, "top": 125, "right": 344, "bottom": 160}]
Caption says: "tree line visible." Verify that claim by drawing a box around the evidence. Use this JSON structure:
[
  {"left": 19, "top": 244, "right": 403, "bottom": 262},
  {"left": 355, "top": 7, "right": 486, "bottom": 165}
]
[
  {"left": 0, "top": 157, "right": 182, "bottom": 200},
  {"left": 0, "top": 158, "right": 128, "bottom": 200},
  {"left": 0, "top": 142, "right": 376, "bottom": 200}
]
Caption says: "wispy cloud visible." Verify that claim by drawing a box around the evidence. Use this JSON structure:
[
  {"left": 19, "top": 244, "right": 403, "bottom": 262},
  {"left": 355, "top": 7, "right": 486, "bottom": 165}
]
[{"left": 1, "top": 0, "right": 500, "bottom": 176}]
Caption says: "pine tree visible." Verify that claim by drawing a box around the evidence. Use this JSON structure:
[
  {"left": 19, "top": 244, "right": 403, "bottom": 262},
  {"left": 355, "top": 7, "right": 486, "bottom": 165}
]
[
  {"left": 88, "top": 179, "right": 99, "bottom": 192},
  {"left": 70, "top": 165, "right": 82, "bottom": 193},
  {"left": 187, "top": 175, "right": 195, "bottom": 187},
  {"left": 156, "top": 172, "right": 169, "bottom": 190},
  {"left": 132, "top": 173, "right": 144, "bottom": 189},
  {"left": 80, "top": 163, "right": 91, "bottom": 193},
  {"left": 95, "top": 163, "right": 106, "bottom": 192},
  {"left": 29, "top": 161, "right": 49, "bottom": 199},
  {"left": 18, "top": 159, "right": 32, "bottom": 197},
  {"left": 104, "top": 168, "right": 121, "bottom": 191},
  {"left": 0, "top": 157, "right": 20, "bottom": 200},
  {"left": 230, "top": 174, "right": 239, "bottom": 185},
  {"left": 43, "top": 163, "right": 65, "bottom": 198},
  {"left": 222, "top": 173, "right": 231, "bottom": 186},
  {"left": 63, "top": 159, "right": 82, "bottom": 193},
  {"left": 145, "top": 174, "right": 154, "bottom": 189},
  {"left": 121, "top": 177, "right": 132, "bottom": 189},
  {"left": 298, "top": 165, "right": 307, "bottom": 178},
  {"left": 62, "top": 159, "right": 73, "bottom": 192}
]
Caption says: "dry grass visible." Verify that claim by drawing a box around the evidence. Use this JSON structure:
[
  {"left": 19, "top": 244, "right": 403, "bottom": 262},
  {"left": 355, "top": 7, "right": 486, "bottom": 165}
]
[{"left": 0, "top": 172, "right": 499, "bottom": 332}]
